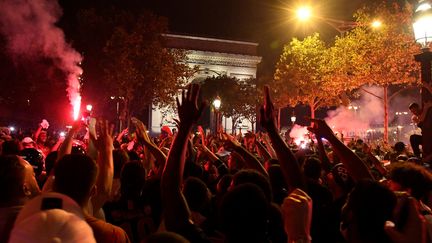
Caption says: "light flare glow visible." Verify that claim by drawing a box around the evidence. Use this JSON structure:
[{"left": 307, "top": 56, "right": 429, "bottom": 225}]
[
  {"left": 297, "top": 6, "right": 312, "bottom": 21},
  {"left": 72, "top": 96, "right": 81, "bottom": 120}
]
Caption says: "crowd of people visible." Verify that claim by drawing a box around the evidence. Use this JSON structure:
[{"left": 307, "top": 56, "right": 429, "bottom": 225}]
[{"left": 1, "top": 84, "right": 431, "bottom": 243}]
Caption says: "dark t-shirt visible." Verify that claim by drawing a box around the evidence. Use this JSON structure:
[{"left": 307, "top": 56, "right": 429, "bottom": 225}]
[
  {"left": 0, "top": 206, "right": 23, "bottom": 243},
  {"left": 176, "top": 222, "right": 211, "bottom": 243}
]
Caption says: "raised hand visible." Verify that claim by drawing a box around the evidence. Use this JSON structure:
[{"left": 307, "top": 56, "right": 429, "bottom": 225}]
[
  {"left": 176, "top": 84, "right": 206, "bottom": 129},
  {"left": 221, "top": 133, "right": 241, "bottom": 150},
  {"left": 40, "top": 119, "right": 49, "bottom": 129},
  {"left": 282, "top": 188, "right": 313, "bottom": 243},
  {"left": 259, "top": 86, "right": 277, "bottom": 131},
  {"left": 197, "top": 125, "right": 207, "bottom": 146},
  {"left": 132, "top": 117, "right": 153, "bottom": 145},
  {"left": 307, "top": 118, "right": 335, "bottom": 140},
  {"left": 89, "top": 119, "right": 114, "bottom": 153}
]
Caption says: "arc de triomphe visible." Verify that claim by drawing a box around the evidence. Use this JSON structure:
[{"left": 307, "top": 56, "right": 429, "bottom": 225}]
[{"left": 150, "top": 34, "right": 262, "bottom": 134}]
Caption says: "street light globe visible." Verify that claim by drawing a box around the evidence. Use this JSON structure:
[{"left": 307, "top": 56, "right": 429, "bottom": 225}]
[
  {"left": 413, "top": 0, "right": 432, "bottom": 49},
  {"left": 297, "top": 6, "right": 312, "bottom": 21},
  {"left": 291, "top": 116, "right": 297, "bottom": 123},
  {"left": 213, "top": 96, "right": 221, "bottom": 110},
  {"left": 371, "top": 20, "right": 382, "bottom": 29},
  {"left": 86, "top": 104, "right": 93, "bottom": 111}
]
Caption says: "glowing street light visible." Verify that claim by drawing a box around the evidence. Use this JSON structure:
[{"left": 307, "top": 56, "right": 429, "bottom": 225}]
[
  {"left": 294, "top": 6, "right": 382, "bottom": 36},
  {"left": 213, "top": 96, "right": 221, "bottom": 111},
  {"left": 297, "top": 6, "right": 312, "bottom": 21},
  {"left": 371, "top": 20, "right": 382, "bottom": 29},
  {"left": 213, "top": 96, "right": 221, "bottom": 134},
  {"left": 9, "top": 126, "right": 15, "bottom": 132},
  {"left": 86, "top": 104, "right": 93, "bottom": 112},
  {"left": 413, "top": 0, "right": 432, "bottom": 49}
]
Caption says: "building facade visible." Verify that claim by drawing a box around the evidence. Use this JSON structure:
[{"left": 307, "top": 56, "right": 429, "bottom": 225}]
[{"left": 150, "top": 34, "right": 262, "bottom": 134}]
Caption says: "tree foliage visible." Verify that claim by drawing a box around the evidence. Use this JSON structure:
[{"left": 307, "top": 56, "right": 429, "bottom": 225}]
[
  {"left": 333, "top": 1, "right": 421, "bottom": 142},
  {"left": 336, "top": 1, "right": 420, "bottom": 88},
  {"left": 76, "top": 8, "right": 192, "bottom": 118},
  {"left": 273, "top": 33, "right": 351, "bottom": 117},
  {"left": 200, "top": 76, "right": 260, "bottom": 130}
]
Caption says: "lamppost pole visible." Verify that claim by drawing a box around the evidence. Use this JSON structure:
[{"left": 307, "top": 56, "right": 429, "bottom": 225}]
[
  {"left": 413, "top": 0, "right": 432, "bottom": 161},
  {"left": 213, "top": 96, "right": 221, "bottom": 134}
]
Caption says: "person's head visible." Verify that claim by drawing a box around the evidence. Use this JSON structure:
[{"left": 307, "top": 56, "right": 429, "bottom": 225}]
[
  {"left": 38, "top": 131, "right": 47, "bottom": 143},
  {"left": 53, "top": 154, "right": 98, "bottom": 207},
  {"left": 220, "top": 183, "right": 269, "bottom": 243},
  {"left": 8, "top": 192, "right": 95, "bottom": 243},
  {"left": 183, "top": 177, "right": 210, "bottom": 212},
  {"left": 1, "top": 139, "right": 22, "bottom": 155},
  {"left": 409, "top": 102, "right": 421, "bottom": 116},
  {"left": 394, "top": 142, "right": 406, "bottom": 153},
  {"left": 120, "top": 161, "right": 146, "bottom": 200},
  {"left": 231, "top": 169, "right": 273, "bottom": 202},
  {"left": 303, "top": 157, "right": 322, "bottom": 181},
  {"left": 44, "top": 151, "right": 58, "bottom": 176},
  {"left": 387, "top": 162, "right": 432, "bottom": 200},
  {"left": 21, "top": 137, "right": 36, "bottom": 149},
  {"left": 216, "top": 174, "right": 233, "bottom": 195},
  {"left": 0, "top": 155, "right": 40, "bottom": 207},
  {"left": 341, "top": 179, "right": 396, "bottom": 243},
  {"left": 112, "top": 149, "right": 129, "bottom": 179},
  {"left": 19, "top": 148, "right": 44, "bottom": 177}
]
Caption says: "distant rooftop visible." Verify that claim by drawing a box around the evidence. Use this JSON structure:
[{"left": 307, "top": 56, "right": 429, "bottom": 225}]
[{"left": 163, "top": 33, "right": 259, "bottom": 56}]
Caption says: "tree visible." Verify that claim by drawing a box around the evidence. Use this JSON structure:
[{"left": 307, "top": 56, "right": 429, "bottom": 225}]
[
  {"left": 335, "top": 1, "right": 420, "bottom": 142},
  {"left": 273, "top": 33, "right": 350, "bottom": 119},
  {"left": 76, "top": 8, "right": 192, "bottom": 126},
  {"left": 240, "top": 79, "right": 261, "bottom": 132},
  {"left": 200, "top": 76, "right": 260, "bottom": 132}
]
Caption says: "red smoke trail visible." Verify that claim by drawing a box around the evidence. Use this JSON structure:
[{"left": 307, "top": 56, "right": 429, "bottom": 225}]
[{"left": 0, "top": 0, "right": 83, "bottom": 120}]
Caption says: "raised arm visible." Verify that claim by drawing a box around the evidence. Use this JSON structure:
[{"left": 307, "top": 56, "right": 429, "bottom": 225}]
[
  {"left": 255, "top": 139, "right": 273, "bottom": 162},
  {"left": 161, "top": 84, "right": 205, "bottom": 233},
  {"left": 260, "top": 86, "right": 305, "bottom": 192},
  {"left": 308, "top": 118, "right": 374, "bottom": 182},
  {"left": 89, "top": 120, "right": 114, "bottom": 213},
  {"left": 132, "top": 117, "right": 167, "bottom": 178},
  {"left": 316, "top": 137, "right": 332, "bottom": 174},
  {"left": 222, "top": 133, "right": 268, "bottom": 177},
  {"left": 42, "top": 121, "right": 80, "bottom": 192}
]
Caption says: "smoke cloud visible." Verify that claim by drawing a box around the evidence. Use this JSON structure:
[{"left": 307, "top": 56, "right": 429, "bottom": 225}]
[
  {"left": 325, "top": 86, "right": 384, "bottom": 136},
  {"left": 0, "top": 0, "right": 82, "bottom": 118},
  {"left": 289, "top": 124, "right": 309, "bottom": 145},
  {"left": 290, "top": 85, "right": 419, "bottom": 144}
]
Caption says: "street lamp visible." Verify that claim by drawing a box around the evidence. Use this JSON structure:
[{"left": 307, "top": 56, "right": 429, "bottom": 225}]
[
  {"left": 294, "top": 5, "right": 382, "bottom": 36},
  {"left": 110, "top": 96, "right": 125, "bottom": 132},
  {"left": 413, "top": 0, "right": 432, "bottom": 49},
  {"left": 413, "top": 0, "right": 432, "bottom": 162},
  {"left": 290, "top": 111, "right": 297, "bottom": 124},
  {"left": 296, "top": 6, "right": 312, "bottom": 21},
  {"left": 213, "top": 96, "right": 221, "bottom": 134},
  {"left": 86, "top": 104, "right": 93, "bottom": 112},
  {"left": 213, "top": 96, "right": 221, "bottom": 111}
]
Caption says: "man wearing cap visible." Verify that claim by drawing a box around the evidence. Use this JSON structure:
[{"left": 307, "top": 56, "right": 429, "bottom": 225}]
[
  {"left": 21, "top": 137, "right": 36, "bottom": 149},
  {"left": 0, "top": 155, "right": 40, "bottom": 242},
  {"left": 8, "top": 192, "right": 96, "bottom": 243}
]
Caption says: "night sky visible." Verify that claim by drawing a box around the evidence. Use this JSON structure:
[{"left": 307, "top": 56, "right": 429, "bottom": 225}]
[{"left": 58, "top": 0, "right": 370, "bottom": 72}]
